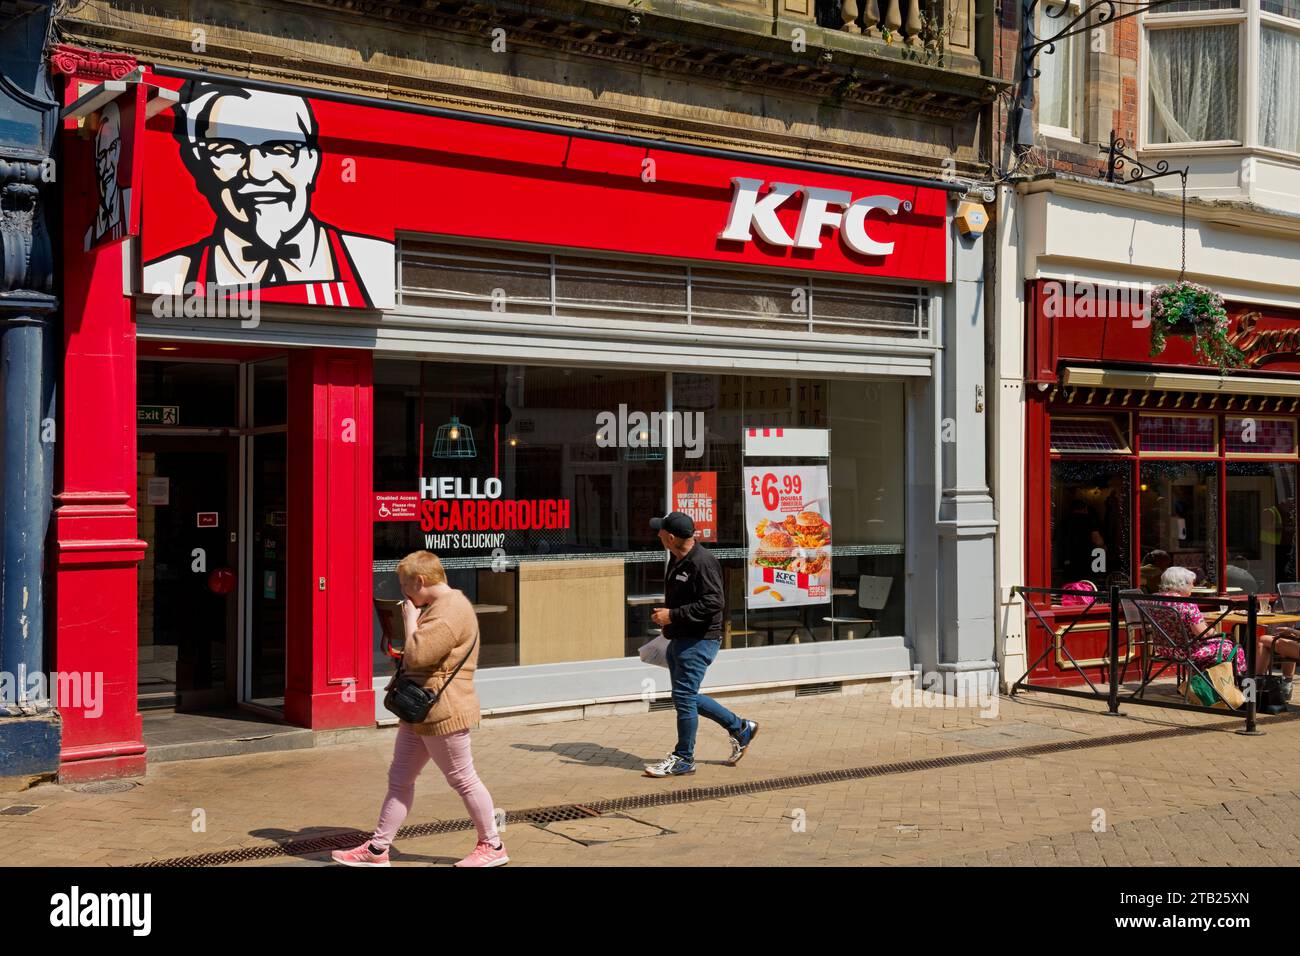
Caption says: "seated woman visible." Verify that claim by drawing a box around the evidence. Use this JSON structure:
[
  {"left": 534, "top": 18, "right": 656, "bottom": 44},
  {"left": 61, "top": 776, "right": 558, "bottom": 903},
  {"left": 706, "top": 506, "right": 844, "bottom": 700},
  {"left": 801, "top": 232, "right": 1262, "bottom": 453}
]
[
  {"left": 1257, "top": 629, "right": 1299, "bottom": 701},
  {"left": 1154, "top": 566, "right": 1247, "bottom": 677}
]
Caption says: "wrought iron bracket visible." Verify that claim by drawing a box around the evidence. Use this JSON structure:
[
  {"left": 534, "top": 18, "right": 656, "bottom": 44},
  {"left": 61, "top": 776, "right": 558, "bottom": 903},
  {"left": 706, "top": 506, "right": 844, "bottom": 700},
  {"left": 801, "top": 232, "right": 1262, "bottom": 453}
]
[
  {"left": 1020, "top": 0, "right": 1181, "bottom": 82},
  {"left": 1099, "top": 129, "right": 1188, "bottom": 185}
]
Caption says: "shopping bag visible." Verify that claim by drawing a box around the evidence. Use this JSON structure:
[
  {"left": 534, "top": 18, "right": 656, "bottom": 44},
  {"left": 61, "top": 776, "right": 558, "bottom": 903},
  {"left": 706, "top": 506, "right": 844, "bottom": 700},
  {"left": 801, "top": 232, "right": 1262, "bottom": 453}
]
[
  {"left": 638, "top": 635, "right": 670, "bottom": 668},
  {"left": 1205, "top": 660, "right": 1245, "bottom": 709}
]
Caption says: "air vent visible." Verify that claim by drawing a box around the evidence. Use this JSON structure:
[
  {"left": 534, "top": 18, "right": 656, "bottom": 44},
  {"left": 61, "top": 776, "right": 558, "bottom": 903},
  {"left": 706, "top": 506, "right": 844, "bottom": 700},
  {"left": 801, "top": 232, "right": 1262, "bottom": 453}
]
[
  {"left": 648, "top": 698, "right": 677, "bottom": 712},
  {"left": 795, "top": 682, "right": 842, "bottom": 697}
]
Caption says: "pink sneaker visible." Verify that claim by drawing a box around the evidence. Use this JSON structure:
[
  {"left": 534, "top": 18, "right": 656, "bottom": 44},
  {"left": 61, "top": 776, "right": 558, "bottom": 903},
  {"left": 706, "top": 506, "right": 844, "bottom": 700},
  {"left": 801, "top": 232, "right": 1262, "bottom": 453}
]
[
  {"left": 454, "top": 839, "right": 509, "bottom": 868},
  {"left": 331, "top": 840, "right": 391, "bottom": 867}
]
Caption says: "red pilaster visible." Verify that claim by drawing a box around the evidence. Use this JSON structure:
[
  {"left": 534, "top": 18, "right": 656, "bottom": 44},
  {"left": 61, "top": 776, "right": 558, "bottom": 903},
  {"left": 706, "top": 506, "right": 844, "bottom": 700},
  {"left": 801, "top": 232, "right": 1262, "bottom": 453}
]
[
  {"left": 51, "top": 46, "right": 147, "bottom": 781},
  {"left": 285, "top": 350, "right": 375, "bottom": 729}
]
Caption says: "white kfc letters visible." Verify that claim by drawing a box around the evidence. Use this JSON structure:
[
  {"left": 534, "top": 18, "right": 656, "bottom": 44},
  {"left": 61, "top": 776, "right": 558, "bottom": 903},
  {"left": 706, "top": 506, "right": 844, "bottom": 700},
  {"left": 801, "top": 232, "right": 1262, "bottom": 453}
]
[{"left": 718, "top": 177, "right": 905, "bottom": 257}]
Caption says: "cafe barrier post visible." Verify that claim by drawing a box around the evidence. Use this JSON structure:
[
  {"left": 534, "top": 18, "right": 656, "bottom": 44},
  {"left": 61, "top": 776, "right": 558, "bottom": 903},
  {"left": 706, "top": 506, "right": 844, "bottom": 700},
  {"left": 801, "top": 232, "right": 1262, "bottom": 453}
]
[{"left": 1106, "top": 585, "right": 1121, "bottom": 716}]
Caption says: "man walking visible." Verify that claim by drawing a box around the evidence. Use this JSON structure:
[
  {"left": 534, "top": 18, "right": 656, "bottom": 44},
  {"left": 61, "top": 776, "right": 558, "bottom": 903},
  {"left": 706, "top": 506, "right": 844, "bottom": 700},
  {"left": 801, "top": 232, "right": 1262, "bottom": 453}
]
[{"left": 645, "top": 511, "right": 759, "bottom": 777}]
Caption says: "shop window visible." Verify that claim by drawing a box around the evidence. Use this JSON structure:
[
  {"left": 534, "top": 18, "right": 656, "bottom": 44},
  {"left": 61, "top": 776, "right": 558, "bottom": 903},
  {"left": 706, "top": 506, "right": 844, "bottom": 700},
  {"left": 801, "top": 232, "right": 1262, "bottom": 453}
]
[
  {"left": 373, "top": 360, "right": 667, "bottom": 673},
  {"left": 1227, "top": 462, "right": 1298, "bottom": 592},
  {"left": 1225, "top": 415, "right": 1298, "bottom": 456},
  {"left": 1137, "top": 413, "right": 1217, "bottom": 455},
  {"left": 1139, "top": 460, "right": 1219, "bottom": 590},
  {"left": 669, "top": 375, "right": 907, "bottom": 646},
  {"left": 1051, "top": 460, "right": 1132, "bottom": 589},
  {"left": 1050, "top": 415, "right": 1131, "bottom": 454}
]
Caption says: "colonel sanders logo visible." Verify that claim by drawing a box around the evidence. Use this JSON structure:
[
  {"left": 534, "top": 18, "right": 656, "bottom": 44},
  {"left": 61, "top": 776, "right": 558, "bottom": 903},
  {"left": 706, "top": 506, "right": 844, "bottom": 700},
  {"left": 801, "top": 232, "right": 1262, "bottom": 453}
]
[
  {"left": 85, "top": 100, "right": 129, "bottom": 251},
  {"left": 143, "top": 81, "right": 395, "bottom": 309}
]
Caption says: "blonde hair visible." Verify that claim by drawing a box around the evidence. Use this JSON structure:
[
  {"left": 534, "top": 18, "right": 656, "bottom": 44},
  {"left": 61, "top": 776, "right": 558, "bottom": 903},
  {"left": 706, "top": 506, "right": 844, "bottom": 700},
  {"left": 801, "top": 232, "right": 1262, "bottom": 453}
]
[{"left": 396, "top": 550, "right": 446, "bottom": 587}]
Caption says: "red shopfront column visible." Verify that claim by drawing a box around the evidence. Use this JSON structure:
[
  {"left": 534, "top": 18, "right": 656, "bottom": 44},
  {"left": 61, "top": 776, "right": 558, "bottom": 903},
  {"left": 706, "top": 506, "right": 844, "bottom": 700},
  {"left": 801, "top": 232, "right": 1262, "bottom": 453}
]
[
  {"left": 50, "top": 47, "right": 148, "bottom": 781},
  {"left": 285, "top": 350, "right": 375, "bottom": 729}
]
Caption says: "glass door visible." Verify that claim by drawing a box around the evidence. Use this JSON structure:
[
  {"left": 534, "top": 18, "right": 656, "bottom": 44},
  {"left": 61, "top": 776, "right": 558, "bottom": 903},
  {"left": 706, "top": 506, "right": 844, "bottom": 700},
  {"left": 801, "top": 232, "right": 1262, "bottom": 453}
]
[{"left": 242, "top": 358, "right": 288, "bottom": 711}]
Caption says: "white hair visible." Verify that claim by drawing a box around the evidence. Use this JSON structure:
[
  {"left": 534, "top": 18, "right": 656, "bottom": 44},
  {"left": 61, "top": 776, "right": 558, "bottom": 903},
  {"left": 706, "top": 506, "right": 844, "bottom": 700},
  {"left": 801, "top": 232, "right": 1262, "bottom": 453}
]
[
  {"left": 177, "top": 82, "right": 316, "bottom": 148},
  {"left": 1160, "top": 566, "right": 1197, "bottom": 591}
]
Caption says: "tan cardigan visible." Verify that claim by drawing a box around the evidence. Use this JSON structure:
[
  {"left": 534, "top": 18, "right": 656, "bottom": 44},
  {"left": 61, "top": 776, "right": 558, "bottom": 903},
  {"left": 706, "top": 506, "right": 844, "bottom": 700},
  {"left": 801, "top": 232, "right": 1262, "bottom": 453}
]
[{"left": 400, "top": 589, "right": 481, "bottom": 736}]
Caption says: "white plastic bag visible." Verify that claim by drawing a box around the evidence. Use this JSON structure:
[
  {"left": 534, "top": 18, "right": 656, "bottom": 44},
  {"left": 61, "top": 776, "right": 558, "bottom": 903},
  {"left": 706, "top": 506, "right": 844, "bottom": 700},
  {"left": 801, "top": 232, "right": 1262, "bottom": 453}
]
[{"left": 638, "top": 634, "right": 670, "bottom": 668}]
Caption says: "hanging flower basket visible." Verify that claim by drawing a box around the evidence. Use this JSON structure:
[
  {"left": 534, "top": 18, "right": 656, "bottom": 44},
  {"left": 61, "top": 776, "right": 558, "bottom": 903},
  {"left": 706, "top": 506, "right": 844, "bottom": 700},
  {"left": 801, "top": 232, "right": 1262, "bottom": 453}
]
[{"left": 1148, "top": 281, "right": 1243, "bottom": 372}]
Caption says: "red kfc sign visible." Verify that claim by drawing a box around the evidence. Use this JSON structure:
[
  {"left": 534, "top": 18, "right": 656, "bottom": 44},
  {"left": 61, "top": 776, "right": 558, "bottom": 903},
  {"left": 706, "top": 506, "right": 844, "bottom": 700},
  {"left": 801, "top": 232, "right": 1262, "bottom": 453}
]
[{"left": 139, "top": 73, "right": 949, "bottom": 312}]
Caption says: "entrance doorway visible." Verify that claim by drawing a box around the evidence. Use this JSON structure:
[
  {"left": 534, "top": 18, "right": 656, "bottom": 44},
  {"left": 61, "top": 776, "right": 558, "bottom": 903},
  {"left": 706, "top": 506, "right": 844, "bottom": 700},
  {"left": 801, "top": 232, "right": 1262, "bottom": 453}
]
[{"left": 137, "top": 355, "right": 288, "bottom": 715}]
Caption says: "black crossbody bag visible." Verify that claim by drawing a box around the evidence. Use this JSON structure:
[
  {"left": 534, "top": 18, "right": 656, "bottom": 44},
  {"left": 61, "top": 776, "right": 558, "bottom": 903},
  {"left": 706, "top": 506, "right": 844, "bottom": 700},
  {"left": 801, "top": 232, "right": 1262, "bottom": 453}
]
[{"left": 383, "top": 632, "right": 479, "bottom": 724}]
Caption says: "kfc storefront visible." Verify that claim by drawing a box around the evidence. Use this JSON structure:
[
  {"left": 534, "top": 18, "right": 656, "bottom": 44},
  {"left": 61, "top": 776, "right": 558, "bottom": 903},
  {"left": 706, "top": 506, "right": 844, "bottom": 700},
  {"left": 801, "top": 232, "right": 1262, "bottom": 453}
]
[{"left": 53, "top": 48, "right": 996, "bottom": 780}]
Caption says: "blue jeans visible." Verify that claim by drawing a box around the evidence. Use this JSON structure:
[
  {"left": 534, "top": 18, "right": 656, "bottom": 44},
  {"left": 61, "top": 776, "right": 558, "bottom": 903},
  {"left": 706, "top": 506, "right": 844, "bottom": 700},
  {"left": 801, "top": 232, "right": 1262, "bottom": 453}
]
[{"left": 665, "top": 637, "right": 742, "bottom": 763}]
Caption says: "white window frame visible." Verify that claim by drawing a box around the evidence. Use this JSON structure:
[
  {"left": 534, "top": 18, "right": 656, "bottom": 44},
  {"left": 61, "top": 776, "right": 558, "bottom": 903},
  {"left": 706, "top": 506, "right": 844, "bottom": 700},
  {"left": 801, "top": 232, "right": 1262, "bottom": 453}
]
[
  {"left": 1037, "top": 0, "right": 1088, "bottom": 141},
  {"left": 1141, "top": 0, "right": 1300, "bottom": 158},
  {"left": 1140, "top": 2, "right": 1247, "bottom": 151}
]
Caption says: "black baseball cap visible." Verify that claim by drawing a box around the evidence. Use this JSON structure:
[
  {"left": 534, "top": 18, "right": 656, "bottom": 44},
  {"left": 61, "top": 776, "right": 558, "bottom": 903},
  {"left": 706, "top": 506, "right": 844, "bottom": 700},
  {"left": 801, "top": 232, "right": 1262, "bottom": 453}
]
[{"left": 650, "top": 511, "right": 695, "bottom": 538}]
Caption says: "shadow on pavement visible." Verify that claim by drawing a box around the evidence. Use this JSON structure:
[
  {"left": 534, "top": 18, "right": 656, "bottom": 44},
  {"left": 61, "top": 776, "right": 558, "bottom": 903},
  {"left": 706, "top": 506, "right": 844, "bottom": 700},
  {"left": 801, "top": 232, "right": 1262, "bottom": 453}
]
[{"left": 511, "top": 741, "right": 651, "bottom": 770}]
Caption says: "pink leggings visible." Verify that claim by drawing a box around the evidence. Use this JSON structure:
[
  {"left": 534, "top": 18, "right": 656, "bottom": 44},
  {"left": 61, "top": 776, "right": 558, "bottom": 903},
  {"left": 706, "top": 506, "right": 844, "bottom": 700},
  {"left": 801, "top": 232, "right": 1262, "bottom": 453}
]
[{"left": 372, "top": 723, "right": 499, "bottom": 849}]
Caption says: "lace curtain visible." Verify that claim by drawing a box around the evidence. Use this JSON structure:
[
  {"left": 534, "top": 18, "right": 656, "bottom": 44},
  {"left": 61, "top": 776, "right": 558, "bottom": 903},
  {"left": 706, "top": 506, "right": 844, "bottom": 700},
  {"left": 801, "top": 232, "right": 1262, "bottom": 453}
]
[
  {"left": 1147, "top": 25, "right": 1240, "bottom": 143},
  {"left": 1039, "top": 26, "right": 1077, "bottom": 132},
  {"left": 1261, "top": 26, "right": 1300, "bottom": 153}
]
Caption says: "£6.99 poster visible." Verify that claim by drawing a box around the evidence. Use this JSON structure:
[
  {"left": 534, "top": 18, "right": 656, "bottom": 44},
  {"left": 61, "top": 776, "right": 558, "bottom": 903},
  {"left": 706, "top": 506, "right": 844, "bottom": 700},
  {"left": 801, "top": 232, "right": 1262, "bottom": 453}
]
[{"left": 743, "top": 465, "right": 831, "bottom": 608}]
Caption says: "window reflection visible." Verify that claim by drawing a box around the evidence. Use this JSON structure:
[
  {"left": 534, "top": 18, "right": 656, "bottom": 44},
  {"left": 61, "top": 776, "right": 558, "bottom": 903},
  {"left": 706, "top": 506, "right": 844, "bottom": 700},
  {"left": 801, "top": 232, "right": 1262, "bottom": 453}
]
[
  {"left": 1227, "top": 462, "right": 1298, "bottom": 592},
  {"left": 1051, "top": 460, "right": 1132, "bottom": 588},
  {"left": 1139, "top": 461, "right": 1219, "bottom": 589}
]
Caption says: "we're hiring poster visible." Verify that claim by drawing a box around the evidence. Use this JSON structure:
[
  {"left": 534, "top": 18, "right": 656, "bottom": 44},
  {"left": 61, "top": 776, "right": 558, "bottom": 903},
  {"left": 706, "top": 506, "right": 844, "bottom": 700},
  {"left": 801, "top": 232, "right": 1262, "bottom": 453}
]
[
  {"left": 672, "top": 471, "right": 717, "bottom": 542},
  {"left": 743, "top": 465, "right": 831, "bottom": 609}
]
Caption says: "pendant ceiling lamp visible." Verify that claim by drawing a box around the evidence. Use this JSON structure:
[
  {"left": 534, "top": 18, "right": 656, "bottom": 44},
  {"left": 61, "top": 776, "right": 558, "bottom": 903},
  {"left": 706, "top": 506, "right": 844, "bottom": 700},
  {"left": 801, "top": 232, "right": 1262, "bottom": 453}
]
[{"left": 433, "top": 415, "right": 477, "bottom": 459}]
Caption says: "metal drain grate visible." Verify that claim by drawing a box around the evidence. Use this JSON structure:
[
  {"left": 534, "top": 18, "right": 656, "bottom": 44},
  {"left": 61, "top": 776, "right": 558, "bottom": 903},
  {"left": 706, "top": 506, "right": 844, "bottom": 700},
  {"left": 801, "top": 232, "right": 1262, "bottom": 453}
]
[
  {"left": 74, "top": 780, "right": 139, "bottom": 795},
  {"left": 0, "top": 805, "right": 40, "bottom": 815},
  {"left": 130, "top": 717, "right": 1243, "bottom": 867},
  {"left": 795, "top": 682, "right": 842, "bottom": 697}
]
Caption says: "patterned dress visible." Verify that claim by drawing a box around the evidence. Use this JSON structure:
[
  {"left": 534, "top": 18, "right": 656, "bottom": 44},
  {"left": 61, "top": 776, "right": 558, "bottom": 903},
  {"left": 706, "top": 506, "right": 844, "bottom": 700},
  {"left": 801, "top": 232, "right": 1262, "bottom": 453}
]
[{"left": 1150, "top": 591, "right": 1247, "bottom": 676}]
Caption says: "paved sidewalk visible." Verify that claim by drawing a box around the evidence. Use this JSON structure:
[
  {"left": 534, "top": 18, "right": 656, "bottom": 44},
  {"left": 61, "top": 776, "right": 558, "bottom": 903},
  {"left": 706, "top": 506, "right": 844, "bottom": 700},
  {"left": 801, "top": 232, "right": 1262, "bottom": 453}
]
[{"left": 3, "top": 683, "right": 1297, "bottom": 867}]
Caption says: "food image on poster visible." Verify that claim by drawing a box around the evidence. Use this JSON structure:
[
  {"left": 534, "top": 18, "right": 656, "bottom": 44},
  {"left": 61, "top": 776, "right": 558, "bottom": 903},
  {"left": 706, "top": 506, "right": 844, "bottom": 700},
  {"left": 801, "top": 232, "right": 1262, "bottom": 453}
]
[{"left": 743, "top": 465, "right": 831, "bottom": 608}]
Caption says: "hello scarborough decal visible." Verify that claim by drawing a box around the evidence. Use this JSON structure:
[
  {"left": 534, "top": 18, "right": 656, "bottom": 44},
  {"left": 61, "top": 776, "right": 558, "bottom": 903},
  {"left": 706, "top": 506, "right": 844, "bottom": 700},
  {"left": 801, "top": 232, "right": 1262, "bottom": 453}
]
[
  {"left": 138, "top": 74, "right": 950, "bottom": 313},
  {"left": 375, "top": 479, "right": 571, "bottom": 552}
]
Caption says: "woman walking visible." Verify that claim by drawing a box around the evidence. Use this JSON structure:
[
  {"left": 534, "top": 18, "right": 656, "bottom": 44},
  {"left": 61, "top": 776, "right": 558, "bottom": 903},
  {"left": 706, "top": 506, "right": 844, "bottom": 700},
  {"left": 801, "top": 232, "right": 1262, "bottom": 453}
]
[{"left": 333, "top": 551, "right": 507, "bottom": 868}]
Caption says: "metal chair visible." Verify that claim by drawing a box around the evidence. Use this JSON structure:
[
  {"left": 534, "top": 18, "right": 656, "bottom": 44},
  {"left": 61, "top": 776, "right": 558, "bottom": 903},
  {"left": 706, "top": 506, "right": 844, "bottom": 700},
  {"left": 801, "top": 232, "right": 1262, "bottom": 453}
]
[{"left": 823, "top": 575, "right": 892, "bottom": 641}]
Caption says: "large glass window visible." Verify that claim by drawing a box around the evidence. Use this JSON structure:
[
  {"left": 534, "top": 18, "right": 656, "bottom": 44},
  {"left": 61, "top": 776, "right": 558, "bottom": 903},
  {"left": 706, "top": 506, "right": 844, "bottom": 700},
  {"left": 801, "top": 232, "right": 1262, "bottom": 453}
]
[
  {"left": 1051, "top": 459, "right": 1132, "bottom": 588},
  {"left": 1227, "top": 462, "right": 1298, "bottom": 591},
  {"left": 373, "top": 362, "right": 666, "bottom": 673},
  {"left": 1139, "top": 460, "right": 1219, "bottom": 588},
  {"left": 375, "top": 361, "right": 910, "bottom": 669}
]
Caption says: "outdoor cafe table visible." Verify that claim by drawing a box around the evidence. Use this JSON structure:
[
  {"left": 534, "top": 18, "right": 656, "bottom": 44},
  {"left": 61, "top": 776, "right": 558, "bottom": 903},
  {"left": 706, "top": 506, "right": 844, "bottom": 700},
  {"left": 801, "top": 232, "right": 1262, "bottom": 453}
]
[{"left": 1220, "top": 612, "right": 1300, "bottom": 629}]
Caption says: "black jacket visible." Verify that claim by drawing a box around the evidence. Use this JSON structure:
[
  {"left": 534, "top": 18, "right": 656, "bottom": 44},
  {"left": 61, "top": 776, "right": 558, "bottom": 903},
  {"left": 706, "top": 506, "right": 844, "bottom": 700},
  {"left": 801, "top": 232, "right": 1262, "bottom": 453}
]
[{"left": 663, "top": 543, "right": 725, "bottom": 641}]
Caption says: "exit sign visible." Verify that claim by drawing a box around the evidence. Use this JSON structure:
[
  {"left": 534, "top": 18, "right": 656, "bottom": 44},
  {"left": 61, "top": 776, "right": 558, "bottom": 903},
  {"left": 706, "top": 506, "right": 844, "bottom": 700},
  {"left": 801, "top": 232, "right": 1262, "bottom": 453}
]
[{"left": 138, "top": 405, "right": 179, "bottom": 425}]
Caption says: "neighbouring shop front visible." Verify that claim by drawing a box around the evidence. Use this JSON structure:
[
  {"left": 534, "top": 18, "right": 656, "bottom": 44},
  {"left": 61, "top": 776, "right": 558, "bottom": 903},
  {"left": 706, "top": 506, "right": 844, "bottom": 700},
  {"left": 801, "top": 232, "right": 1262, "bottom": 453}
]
[
  {"left": 1021, "top": 283, "right": 1300, "bottom": 687},
  {"left": 54, "top": 54, "right": 997, "bottom": 779}
]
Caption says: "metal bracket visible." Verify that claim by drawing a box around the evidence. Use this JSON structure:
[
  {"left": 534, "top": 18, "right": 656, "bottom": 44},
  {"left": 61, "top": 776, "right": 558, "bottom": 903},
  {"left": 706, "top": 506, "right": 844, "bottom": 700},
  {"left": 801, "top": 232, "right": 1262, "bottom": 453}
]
[{"left": 1099, "top": 129, "right": 1188, "bottom": 186}]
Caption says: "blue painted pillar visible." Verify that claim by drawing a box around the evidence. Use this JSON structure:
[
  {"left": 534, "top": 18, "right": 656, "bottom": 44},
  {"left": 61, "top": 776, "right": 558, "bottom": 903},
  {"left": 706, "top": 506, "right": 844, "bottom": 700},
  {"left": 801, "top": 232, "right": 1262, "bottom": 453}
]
[{"left": 0, "top": 0, "right": 61, "bottom": 784}]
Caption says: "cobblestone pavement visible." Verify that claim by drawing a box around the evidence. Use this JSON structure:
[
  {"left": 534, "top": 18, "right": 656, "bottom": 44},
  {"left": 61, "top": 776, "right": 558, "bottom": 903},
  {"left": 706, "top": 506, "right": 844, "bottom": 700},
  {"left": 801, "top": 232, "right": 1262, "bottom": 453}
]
[{"left": 4, "top": 684, "right": 1298, "bottom": 867}]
